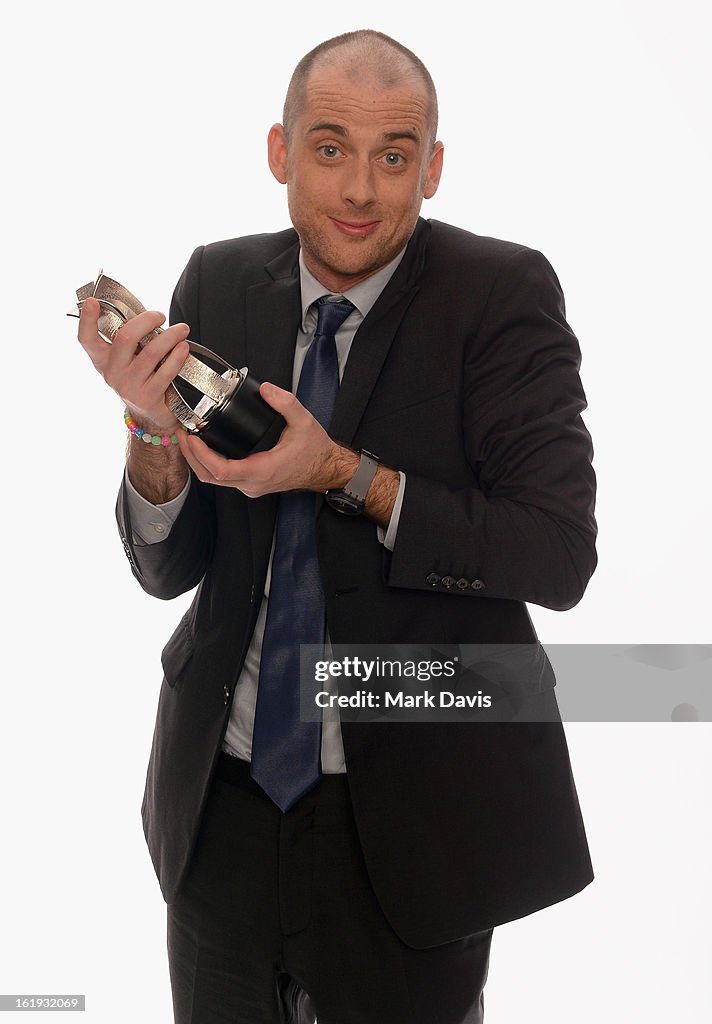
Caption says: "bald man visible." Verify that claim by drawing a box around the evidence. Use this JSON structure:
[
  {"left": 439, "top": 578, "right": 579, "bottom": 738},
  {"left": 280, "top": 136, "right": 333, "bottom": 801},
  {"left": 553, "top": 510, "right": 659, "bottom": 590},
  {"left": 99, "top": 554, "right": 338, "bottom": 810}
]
[{"left": 79, "top": 29, "right": 596, "bottom": 1024}]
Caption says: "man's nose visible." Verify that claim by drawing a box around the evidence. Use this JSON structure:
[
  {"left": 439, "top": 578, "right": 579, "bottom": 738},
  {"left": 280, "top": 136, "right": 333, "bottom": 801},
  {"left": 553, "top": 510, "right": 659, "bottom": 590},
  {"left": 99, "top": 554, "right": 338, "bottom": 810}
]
[{"left": 342, "top": 157, "right": 376, "bottom": 206}]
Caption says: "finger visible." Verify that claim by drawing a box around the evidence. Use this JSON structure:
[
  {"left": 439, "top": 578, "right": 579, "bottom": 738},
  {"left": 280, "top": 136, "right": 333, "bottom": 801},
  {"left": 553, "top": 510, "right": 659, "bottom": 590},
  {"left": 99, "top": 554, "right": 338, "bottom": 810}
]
[
  {"left": 176, "top": 433, "right": 218, "bottom": 484},
  {"left": 150, "top": 338, "right": 191, "bottom": 392},
  {"left": 259, "top": 381, "right": 305, "bottom": 423},
  {"left": 131, "top": 324, "right": 191, "bottom": 388},
  {"left": 177, "top": 432, "right": 235, "bottom": 485},
  {"left": 109, "top": 310, "right": 169, "bottom": 373},
  {"left": 77, "top": 297, "right": 110, "bottom": 368},
  {"left": 104, "top": 324, "right": 190, "bottom": 402},
  {"left": 78, "top": 302, "right": 168, "bottom": 378}
]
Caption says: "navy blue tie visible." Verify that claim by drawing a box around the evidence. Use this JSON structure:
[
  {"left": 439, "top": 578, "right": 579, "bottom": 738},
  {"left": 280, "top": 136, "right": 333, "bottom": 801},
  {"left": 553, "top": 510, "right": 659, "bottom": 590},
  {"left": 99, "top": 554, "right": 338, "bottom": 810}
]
[{"left": 250, "top": 297, "right": 355, "bottom": 811}]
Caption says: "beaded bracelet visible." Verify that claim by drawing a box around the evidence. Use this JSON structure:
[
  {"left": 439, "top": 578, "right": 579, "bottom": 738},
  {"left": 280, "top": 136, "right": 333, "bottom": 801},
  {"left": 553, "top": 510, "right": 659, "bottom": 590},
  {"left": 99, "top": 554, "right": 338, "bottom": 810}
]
[{"left": 124, "top": 410, "right": 182, "bottom": 447}]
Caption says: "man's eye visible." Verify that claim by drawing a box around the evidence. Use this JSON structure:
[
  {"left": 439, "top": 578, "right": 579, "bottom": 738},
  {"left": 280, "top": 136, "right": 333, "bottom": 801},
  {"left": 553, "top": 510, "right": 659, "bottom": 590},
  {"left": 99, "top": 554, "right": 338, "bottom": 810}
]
[
  {"left": 381, "top": 152, "right": 404, "bottom": 167},
  {"left": 320, "top": 145, "right": 340, "bottom": 158}
]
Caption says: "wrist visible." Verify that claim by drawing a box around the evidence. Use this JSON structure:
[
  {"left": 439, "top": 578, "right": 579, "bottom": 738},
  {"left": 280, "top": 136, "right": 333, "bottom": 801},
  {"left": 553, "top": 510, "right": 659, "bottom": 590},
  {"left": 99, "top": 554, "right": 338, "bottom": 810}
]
[
  {"left": 325, "top": 447, "right": 381, "bottom": 516},
  {"left": 319, "top": 443, "right": 360, "bottom": 491},
  {"left": 124, "top": 403, "right": 180, "bottom": 436},
  {"left": 124, "top": 410, "right": 184, "bottom": 450}
]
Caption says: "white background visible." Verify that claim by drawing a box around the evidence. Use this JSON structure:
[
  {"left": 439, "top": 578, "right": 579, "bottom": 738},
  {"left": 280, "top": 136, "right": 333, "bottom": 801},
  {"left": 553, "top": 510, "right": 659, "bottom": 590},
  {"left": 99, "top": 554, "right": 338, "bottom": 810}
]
[{"left": 1, "top": 0, "right": 710, "bottom": 1020}]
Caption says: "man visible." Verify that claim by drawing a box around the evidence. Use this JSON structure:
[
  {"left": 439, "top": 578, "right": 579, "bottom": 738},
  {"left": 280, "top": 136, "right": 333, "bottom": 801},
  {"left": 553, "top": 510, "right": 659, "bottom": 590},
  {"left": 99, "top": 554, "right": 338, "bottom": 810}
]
[{"left": 78, "top": 29, "right": 597, "bottom": 1024}]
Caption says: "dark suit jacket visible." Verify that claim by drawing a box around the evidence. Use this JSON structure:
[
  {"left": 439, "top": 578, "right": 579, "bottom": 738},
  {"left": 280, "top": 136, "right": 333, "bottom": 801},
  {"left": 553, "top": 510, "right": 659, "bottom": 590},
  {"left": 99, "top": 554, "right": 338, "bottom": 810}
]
[{"left": 117, "top": 217, "right": 597, "bottom": 949}]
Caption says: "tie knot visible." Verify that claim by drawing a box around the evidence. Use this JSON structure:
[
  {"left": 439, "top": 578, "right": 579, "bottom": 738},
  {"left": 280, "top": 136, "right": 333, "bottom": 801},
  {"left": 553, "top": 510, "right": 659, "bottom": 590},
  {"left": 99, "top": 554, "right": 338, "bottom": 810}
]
[{"left": 314, "top": 296, "right": 355, "bottom": 338}]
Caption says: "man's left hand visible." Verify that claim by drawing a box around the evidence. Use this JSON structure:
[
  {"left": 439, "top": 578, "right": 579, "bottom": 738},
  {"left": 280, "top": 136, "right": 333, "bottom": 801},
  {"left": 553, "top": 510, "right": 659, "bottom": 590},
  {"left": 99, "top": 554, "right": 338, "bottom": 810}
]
[{"left": 177, "top": 381, "right": 358, "bottom": 497}]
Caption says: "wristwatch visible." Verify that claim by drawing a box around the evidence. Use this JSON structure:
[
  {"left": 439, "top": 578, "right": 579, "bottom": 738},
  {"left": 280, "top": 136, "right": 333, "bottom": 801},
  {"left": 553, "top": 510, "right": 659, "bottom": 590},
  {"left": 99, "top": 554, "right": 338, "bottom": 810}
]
[{"left": 325, "top": 450, "right": 380, "bottom": 516}]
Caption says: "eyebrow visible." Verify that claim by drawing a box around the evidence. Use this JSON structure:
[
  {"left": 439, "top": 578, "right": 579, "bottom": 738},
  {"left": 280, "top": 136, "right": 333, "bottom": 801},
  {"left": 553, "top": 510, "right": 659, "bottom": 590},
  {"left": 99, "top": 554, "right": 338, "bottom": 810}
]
[
  {"left": 307, "top": 122, "right": 348, "bottom": 137},
  {"left": 307, "top": 122, "right": 420, "bottom": 144},
  {"left": 383, "top": 130, "right": 420, "bottom": 144}
]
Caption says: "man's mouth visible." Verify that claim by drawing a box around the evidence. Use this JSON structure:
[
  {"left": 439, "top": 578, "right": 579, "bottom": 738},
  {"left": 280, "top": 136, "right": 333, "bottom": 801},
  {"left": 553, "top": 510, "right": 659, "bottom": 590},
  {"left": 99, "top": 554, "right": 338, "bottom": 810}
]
[{"left": 330, "top": 218, "right": 381, "bottom": 238}]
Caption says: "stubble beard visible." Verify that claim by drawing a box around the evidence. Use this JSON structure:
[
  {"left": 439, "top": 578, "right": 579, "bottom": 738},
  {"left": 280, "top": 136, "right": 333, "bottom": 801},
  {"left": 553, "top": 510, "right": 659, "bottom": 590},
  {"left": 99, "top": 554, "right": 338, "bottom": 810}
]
[{"left": 296, "top": 219, "right": 406, "bottom": 291}]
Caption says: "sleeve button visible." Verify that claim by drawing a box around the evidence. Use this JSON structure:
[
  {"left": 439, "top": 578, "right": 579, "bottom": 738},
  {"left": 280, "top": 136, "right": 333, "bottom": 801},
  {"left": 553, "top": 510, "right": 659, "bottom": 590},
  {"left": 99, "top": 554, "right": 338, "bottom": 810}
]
[
  {"left": 223, "top": 685, "right": 231, "bottom": 704},
  {"left": 456, "top": 578, "right": 469, "bottom": 590},
  {"left": 426, "top": 573, "right": 440, "bottom": 587},
  {"left": 471, "top": 579, "right": 486, "bottom": 591},
  {"left": 441, "top": 575, "right": 455, "bottom": 589}
]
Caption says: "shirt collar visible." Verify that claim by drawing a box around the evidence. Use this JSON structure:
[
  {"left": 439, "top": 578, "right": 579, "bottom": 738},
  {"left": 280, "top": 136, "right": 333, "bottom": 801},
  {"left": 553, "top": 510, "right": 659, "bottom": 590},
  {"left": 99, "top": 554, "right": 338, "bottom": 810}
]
[{"left": 298, "top": 247, "right": 407, "bottom": 332}]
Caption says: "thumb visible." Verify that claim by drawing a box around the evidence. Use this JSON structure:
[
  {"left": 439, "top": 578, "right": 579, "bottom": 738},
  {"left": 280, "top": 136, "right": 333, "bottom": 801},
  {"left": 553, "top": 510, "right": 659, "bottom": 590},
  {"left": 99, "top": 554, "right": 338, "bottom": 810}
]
[{"left": 259, "top": 381, "right": 303, "bottom": 419}]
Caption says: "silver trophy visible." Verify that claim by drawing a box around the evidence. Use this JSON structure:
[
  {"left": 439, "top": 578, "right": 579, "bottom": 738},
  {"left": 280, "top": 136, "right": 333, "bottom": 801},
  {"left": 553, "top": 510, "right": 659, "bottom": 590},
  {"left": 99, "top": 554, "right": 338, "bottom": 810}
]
[{"left": 70, "top": 270, "right": 284, "bottom": 458}]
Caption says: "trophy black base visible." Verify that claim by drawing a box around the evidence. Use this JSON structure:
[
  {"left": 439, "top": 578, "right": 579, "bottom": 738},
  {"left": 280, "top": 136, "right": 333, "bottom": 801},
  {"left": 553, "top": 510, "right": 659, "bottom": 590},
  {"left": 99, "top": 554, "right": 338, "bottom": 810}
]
[{"left": 197, "top": 371, "right": 286, "bottom": 459}]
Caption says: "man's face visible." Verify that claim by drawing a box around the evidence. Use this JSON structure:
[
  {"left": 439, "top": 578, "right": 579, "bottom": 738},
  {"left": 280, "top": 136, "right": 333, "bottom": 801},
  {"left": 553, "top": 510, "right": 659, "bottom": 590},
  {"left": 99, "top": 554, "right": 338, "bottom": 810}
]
[{"left": 268, "top": 65, "right": 444, "bottom": 293}]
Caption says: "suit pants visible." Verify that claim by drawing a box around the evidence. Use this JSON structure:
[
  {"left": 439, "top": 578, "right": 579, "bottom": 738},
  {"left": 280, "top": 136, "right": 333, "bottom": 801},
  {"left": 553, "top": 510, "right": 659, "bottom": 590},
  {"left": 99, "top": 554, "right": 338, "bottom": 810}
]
[{"left": 167, "top": 752, "right": 493, "bottom": 1024}]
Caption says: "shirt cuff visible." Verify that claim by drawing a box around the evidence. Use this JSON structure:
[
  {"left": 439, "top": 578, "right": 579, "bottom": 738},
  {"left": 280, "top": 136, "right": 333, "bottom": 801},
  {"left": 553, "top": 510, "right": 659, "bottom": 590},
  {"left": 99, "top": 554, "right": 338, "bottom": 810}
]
[
  {"left": 376, "top": 472, "right": 406, "bottom": 551},
  {"left": 124, "top": 468, "right": 191, "bottom": 546}
]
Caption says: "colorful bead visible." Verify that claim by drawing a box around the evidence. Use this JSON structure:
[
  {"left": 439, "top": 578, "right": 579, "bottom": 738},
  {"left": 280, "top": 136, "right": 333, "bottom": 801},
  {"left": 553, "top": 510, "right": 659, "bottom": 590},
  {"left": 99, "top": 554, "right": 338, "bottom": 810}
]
[{"left": 124, "top": 410, "right": 185, "bottom": 448}]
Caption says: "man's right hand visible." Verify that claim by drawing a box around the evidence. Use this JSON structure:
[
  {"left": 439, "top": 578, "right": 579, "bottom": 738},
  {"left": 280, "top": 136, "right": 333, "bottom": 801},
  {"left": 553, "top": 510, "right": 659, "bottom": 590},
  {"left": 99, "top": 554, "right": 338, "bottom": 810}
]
[
  {"left": 77, "top": 295, "right": 191, "bottom": 434},
  {"left": 77, "top": 296, "right": 192, "bottom": 504}
]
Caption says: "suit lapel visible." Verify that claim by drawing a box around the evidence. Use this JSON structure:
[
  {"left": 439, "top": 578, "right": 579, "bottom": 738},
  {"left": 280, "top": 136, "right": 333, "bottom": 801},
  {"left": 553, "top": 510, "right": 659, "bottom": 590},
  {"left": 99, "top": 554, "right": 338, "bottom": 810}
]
[
  {"left": 243, "top": 241, "right": 301, "bottom": 578},
  {"left": 329, "top": 218, "right": 430, "bottom": 448},
  {"left": 244, "top": 242, "right": 301, "bottom": 391},
  {"left": 329, "top": 283, "right": 420, "bottom": 447}
]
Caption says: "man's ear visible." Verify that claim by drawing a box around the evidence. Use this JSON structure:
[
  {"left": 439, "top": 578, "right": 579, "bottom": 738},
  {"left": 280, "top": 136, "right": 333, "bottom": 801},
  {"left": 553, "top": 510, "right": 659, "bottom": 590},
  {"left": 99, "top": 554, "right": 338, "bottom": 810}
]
[
  {"left": 423, "top": 141, "right": 444, "bottom": 200},
  {"left": 268, "top": 123, "right": 288, "bottom": 184}
]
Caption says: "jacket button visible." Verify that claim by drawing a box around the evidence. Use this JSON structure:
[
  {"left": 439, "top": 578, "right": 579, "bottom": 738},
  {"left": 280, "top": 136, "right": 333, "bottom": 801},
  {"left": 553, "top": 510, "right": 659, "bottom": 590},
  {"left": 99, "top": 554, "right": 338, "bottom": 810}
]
[
  {"left": 456, "top": 578, "right": 469, "bottom": 590},
  {"left": 441, "top": 575, "right": 455, "bottom": 589},
  {"left": 426, "top": 573, "right": 440, "bottom": 587},
  {"left": 471, "top": 579, "right": 486, "bottom": 591},
  {"left": 223, "top": 685, "right": 230, "bottom": 705}
]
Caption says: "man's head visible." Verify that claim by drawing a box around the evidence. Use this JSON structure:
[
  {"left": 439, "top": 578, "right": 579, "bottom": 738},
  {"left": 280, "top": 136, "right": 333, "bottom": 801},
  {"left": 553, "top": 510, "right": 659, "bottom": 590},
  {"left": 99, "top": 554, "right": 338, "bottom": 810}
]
[
  {"left": 282, "top": 31, "right": 439, "bottom": 148},
  {"left": 268, "top": 30, "right": 444, "bottom": 293}
]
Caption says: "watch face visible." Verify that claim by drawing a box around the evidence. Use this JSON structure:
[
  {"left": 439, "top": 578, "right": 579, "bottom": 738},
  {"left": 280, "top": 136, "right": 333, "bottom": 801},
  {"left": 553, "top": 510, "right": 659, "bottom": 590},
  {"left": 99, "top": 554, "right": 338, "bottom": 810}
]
[{"left": 325, "top": 491, "right": 363, "bottom": 516}]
